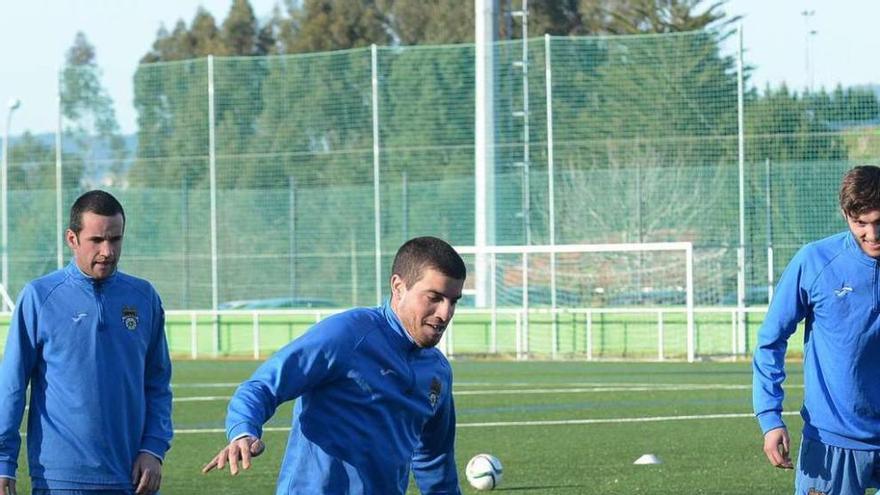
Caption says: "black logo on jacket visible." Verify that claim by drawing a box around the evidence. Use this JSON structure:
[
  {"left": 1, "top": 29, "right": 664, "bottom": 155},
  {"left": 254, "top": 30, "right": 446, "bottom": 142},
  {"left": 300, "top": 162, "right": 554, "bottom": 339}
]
[
  {"left": 429, "top": 377, "right": 442, "bottom": 409},
  {"left": 122, "top": 306, "right": 139, "bottom": 331}
]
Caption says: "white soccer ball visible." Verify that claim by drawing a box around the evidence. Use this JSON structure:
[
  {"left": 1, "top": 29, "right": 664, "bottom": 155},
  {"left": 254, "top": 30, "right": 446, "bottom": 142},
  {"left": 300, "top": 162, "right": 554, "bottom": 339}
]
[{"left": 465, "top": 453, "right": 503, "bottom": 491}]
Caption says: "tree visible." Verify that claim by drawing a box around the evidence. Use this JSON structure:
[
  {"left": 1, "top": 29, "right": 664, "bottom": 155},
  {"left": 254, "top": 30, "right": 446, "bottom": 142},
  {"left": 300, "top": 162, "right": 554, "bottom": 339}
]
[
  {"left": 256, "top": 5, "right": 286, "bottom": 55},
  {"left": 577, "top": 0, "right": 735, "bottom": 35},
  {"left": 744, "top": 84, "right": 847, "bottom": 162},
  {"left": 60, "top": 32, "right": 124, "bottom": 187},
  {"left": 380, "top": 0, "right": 475, "bottom": 44},
  {"left": 284, "top": 0, "right": 391, "bottom": 53},
  {"left": 221, "top": 0, "right": 260, "bottom": 55}
]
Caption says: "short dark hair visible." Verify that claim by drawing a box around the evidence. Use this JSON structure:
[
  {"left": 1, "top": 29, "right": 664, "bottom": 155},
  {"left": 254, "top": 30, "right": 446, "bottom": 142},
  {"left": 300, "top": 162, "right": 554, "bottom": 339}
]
[
  {"left": 391, "top": 236, "right": 466, "bottom": 288},
  {"left": 69, "top": 190, "right": 126, "bottom": 234},
  {"left": 840, "top": 166, "right": 880, "bottom": 218}
]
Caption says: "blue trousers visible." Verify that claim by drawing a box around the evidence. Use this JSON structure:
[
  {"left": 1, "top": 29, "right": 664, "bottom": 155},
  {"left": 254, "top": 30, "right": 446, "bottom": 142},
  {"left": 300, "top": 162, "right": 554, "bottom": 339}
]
[{"left": 795, "top": 436, "right": 880, "bottom": 494}]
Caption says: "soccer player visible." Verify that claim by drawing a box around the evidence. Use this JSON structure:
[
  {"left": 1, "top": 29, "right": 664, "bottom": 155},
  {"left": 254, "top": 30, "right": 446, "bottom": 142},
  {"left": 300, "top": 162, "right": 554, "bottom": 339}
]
[
  {"left": 0, "top": 191, "right": 173, "bottom": 495},
  {"left": 202, "top": 236, "right": 464, "bottom": 494},
  {"left": 754, "top": 165, "right": 880, "bottom": 494}
]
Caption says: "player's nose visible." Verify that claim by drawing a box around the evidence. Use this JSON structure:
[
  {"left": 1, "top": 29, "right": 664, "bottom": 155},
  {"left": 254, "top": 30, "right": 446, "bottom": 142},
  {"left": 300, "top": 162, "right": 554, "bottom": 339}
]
[{"left": 435, "top": 300, "right": 453, "bottom": 322}]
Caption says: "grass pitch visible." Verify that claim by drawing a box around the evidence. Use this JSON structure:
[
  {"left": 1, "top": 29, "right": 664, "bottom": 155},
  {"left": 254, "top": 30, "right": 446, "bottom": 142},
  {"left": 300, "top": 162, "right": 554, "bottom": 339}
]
[{"left": 12, "top": 360, "right": 805, "bottom": 494}]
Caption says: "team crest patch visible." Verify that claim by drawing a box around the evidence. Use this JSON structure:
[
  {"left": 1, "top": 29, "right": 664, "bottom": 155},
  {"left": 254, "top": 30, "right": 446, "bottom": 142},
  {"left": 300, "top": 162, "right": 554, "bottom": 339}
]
[
  {"left": 122, "top": 306, "right": 139, "bottom": 331},
  {"left": 429, "top": 377, "right": 442, "bottom": 409}
]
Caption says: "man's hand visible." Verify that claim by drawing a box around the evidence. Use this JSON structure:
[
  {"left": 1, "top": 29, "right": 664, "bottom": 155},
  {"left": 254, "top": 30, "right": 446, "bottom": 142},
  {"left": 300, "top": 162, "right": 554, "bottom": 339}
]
[
  {"left": 131, "top": 452, "right": 163, "bottom": 494},
  {"left": 763, "top": 426, "right": 793, "bottom": 469},
  {"left": 0, "top": 477, "right": 16, "bottom": 495},
  {"left": 202, "top": 435, "right": 265, "bottom": 476}
]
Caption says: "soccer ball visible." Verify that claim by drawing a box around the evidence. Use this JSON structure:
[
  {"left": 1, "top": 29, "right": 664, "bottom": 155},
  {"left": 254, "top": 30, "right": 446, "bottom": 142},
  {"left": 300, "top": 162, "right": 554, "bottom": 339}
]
[{"left": 465, "top": 453, "right": 503, "bottom": 491}]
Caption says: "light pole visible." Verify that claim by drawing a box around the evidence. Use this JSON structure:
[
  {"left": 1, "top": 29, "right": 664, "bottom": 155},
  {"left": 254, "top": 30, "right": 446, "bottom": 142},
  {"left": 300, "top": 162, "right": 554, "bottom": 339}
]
[
  {"left": 801, "top": 10, "right": 816, "bottom": 92},
  {"left": 2, "top": 98, "right": 21, "bottom": 301}
]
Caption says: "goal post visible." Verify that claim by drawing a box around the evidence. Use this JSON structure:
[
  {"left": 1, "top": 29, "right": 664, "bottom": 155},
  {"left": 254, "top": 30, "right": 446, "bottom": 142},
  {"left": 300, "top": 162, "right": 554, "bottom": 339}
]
[{"left": 453, "top": 242, "right": 696, "bottom": 362}]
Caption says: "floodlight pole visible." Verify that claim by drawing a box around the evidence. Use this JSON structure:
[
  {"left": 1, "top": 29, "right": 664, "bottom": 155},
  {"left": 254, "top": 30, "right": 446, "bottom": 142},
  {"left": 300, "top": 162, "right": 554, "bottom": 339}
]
[
  {"left": 2, "top": 98, "right": 21, "bottom": 307},
  {"left": 801, "top": 10, "right": 816, "bottom": 92}
]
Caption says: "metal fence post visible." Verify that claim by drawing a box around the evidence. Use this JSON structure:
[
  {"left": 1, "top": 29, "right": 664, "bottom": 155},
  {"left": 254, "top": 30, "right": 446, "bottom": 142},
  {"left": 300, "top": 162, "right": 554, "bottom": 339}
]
[
  {"left": 252, "top": 312, "right": 260, "bottom": 360},
  {"left": 735, "top": 23, "right": 747, "bottom": 357},
  {"left": 657, "top": 310, "right": 664, "bottom": 361},
  {"left": 56, "top": 68, "right": 64, "bottom": 270},
  {"left": 371, "top": 44, "right": 382, "bottom": 305},
  {"left": 586, "top": 310, "right": 593, "bottom": 361},
  {"left": 208, "top": 55, "right": 220, "bottom": 345},
  {"left": 190, "top": 312, "right": 198, "bottom": 360},
  {"left": 545, "top": 33, "right": 558, "bottom": 361}
]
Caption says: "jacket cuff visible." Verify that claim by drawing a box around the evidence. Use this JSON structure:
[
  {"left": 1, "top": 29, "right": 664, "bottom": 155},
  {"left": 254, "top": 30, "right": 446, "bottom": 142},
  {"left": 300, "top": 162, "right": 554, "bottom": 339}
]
[
  {"left": 139, "top": 449, "right": 164, "bottom": 464},
  {"left": 139, "top": 436, "right": 170, "bottom": 461},
  {"left": 0, "top": 461, "right": 16, "bottom": 479},
  {"left": 757, "top": 411, "right": 786, "bottom": 434},
  {"left": 227, "top": 422, "right": 261, "bottom": 442}
]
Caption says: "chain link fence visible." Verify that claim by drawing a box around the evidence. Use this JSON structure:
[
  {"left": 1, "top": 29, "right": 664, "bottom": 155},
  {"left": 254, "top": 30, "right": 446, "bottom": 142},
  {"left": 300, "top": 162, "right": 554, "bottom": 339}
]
[{"left": 4, "top": 31, "right": 877, "bottom": 337}]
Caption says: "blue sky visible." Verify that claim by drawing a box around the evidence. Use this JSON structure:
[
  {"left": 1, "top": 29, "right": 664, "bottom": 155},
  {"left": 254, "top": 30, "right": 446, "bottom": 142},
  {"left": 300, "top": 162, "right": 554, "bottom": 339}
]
[{"left": 0, "top": 0, "right": 878, "bottom": 135}]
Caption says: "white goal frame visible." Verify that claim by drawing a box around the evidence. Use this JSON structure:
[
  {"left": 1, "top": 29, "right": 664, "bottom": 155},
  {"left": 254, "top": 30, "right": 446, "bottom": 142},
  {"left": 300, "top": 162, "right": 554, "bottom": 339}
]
[{"left": 455, "top": 242, "right": 696, "bottom": 362}]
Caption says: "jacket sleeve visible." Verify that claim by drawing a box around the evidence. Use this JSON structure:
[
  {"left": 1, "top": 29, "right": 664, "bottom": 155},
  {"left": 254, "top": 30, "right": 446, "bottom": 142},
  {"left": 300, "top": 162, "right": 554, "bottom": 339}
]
[
  {"left": 225, "top": 321, "right": 347, "bottom": 441},
  {"left": 412, "top": 371, "right": 461, "bottom": 495},
  {"left": 139, "top": 291, "right": 173, "bottom": 460},
  {"left": 752, "top": 246, "right": 810, "bottom": 434},
  {"left": 0, "top": 286, "right": 40, "bottom": 478}
]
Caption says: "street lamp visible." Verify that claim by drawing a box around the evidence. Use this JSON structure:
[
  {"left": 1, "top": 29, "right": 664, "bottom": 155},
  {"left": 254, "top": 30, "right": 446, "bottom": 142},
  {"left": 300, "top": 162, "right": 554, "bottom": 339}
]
[
  {"left": 2, "top": 97, "right": 21, "bottom": 305},
  {"left": 801, "top": 10, "right": 816, "bottom": 92}
]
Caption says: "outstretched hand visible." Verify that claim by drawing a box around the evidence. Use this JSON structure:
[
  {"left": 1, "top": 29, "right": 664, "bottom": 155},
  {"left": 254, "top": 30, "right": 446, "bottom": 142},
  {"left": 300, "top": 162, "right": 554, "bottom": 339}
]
[
  {"left": 763, "top": 426, "right": 793, "bottom": 469},
  {"left": 202, "top": 435, "right": 266, "bottom": 476}
]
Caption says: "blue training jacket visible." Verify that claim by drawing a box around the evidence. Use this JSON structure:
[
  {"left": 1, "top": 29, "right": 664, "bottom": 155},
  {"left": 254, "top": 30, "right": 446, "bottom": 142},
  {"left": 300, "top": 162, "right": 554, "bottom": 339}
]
[
  {"left": 753, "top": 231, "right": 880, "bottom": 449},
  {"left": 226, "top": 301, "right": 461, "bottom": 494},
  {"left": 0, "top": 262, "right": 173, "bottom": 488}
]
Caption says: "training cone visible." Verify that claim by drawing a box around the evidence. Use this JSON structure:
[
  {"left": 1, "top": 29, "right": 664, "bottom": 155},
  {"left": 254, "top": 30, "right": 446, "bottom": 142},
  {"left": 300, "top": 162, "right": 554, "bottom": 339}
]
[{"left": 633, "top": 454, "right": 662, "bottom": 465}]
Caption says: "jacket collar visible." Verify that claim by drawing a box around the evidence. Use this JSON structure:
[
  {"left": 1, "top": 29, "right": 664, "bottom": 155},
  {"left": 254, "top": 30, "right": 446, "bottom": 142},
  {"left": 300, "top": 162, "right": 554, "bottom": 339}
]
[
  {"left": 381, "top": 299, "right": 420, "bottom": 353},
  {"left": 845, "top": 231, "right": 879, "bottom": 266},
  {"left": 65, "top": 261, "right": 119, "bottom": 287}
]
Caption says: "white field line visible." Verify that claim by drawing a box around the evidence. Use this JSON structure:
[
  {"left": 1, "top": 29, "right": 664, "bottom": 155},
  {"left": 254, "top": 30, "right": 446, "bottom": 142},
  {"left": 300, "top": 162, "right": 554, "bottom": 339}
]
[
  {"left": 174, "top": 396, "right": 230, "bottom": 403},
  {"left": 171, "top": 382, "right": 800, "bottom": 402},
  {"left": 20, "top": 383, "right": 797, "bottom": 408},
  {"left": 174, "top": 411, "right": 802, "bottom": 435},
  {"left": 453, "top": 384, "right": 753, "bottom": 395},
  {"left": 172, "top": 383, "right": 240, "bottom": 388}
]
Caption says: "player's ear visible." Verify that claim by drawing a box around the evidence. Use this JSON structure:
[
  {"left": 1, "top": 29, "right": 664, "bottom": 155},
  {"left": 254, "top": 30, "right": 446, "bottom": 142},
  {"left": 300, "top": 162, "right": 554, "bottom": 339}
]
[
  {"left": 65, "top": 229, "right": 78, "bottom": 249},
  {"left": 390, "top": 274, "right": 406, "bottom": 299}
]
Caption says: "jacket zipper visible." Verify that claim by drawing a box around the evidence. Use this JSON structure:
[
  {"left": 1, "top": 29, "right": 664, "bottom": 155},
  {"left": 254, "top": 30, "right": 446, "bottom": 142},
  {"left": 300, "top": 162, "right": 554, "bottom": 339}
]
[
  {"left": 874, "top": 261, "right": 879, "bottom": 314},
  {"left": 94, "top": 280, "right": 105, "bottom": 331}
]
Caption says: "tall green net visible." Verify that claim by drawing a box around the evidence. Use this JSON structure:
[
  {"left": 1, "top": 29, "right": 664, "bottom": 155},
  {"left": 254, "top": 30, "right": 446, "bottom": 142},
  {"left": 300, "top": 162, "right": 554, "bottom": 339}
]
[{"left": 5, "top": 30, "right": 877, "bottom": 318}]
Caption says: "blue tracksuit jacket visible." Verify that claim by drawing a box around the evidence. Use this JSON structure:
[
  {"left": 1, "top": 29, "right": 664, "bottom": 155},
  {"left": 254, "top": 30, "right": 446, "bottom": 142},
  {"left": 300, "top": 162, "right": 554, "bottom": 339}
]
[
  {"left": 753, "top": 231, "right": 880, "bottom": 449},
  {"left": 0, "top": 262, "right": 173, "bottom": 488},
  {"left": 226, "top": 301, "right": 461, "bottom": 494}
]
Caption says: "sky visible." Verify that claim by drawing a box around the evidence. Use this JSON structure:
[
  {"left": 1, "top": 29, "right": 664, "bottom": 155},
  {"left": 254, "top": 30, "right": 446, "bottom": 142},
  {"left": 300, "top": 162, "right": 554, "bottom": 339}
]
[{"left": 0, "top": 0, "right": 878, "bottom": 135}]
